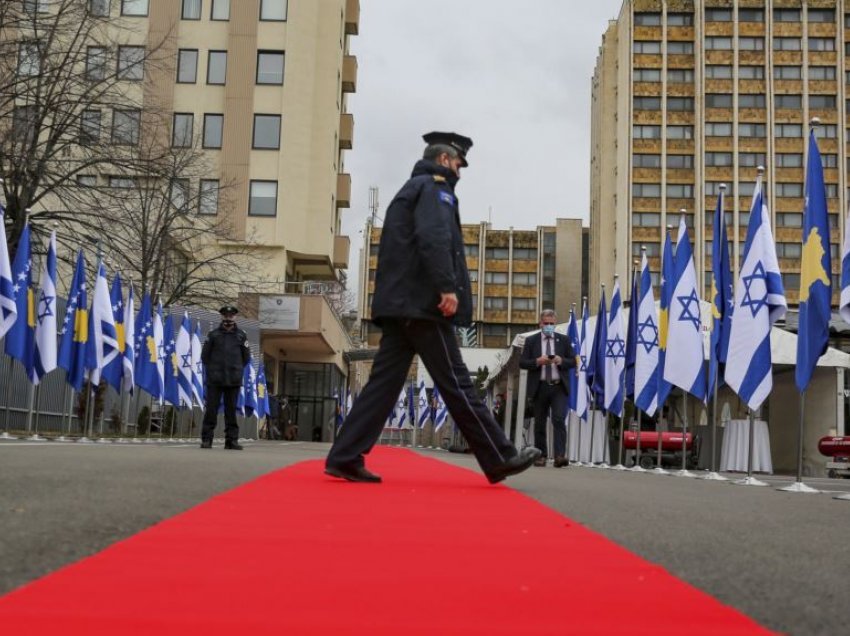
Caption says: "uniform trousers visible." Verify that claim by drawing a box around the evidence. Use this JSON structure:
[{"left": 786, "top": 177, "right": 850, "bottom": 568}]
[
  {"left": 532, "top": 382, "right": 568, "bottom": 459},
  {"left": 202, "top": 385, "right": 240, "bottom": 443},
  {"left": 326, "top": 318, "right": 517, "bottom": 477}
]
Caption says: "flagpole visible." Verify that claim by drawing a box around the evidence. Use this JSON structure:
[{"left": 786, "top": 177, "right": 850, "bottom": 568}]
[
  {"left": 735, "top": 408, "right": 769, "bottom": 487},
  {"left": 613, "top": 275, "right": 629, "bottom": 471},
  {"left": 30, "top": 383, "right": 47, "bottom": 441},
  {"left": 588, "top": 393, "right": 596, "bottom": 467},
  {"left": 56, "top": 383, "right": 71, "bottom": 441},
  {"left": 630, "top": 407, "right": 647, "bottom": 472},
  {"left": 79, "top": 381, "right": 93, "bottom": 443},
  {"left": 778, "top": 391, "right": 818, "bottom": 492},
  {"left": 23, "top": 382, "right": 36, "bottom": 438},
  {"left": 652, "top": 402, "right": 668, "bottom": 474},
  {"left": 1, "top": 357, "right": 16, "bottom": 439},
  {"left": 703, "top": 362, "right": 728, "bottom": 481},
  {"left": 674, "top": 394, "right": 696, "bottom": 477}
]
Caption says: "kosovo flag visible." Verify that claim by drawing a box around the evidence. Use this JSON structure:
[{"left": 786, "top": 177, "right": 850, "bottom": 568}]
[
  {"left": 101, "top": 273, "right": 126, "bottom": 393},
  {"left": 656, "top": 229, "right": 675, "bottom": 407},
  {"left": 4, "top": 223, "right": 34, "bottom": 377},
  {"left": 57, "top": 250, "right": 88, "bottom": 391},
  {"left": 134, "top": 292, "right": 162, "bottom": 400},
  {"left": 256, "top": 363, "right": 270, "bottom": 419},
  {"left": 162, "top": 311, "right": 180, "bottom": 407}
]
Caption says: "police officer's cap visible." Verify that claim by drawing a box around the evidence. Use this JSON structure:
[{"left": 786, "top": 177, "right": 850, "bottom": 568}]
[
  {"left": 423, "top": 131, "right": 473, "bottom": 167},
  {"left": 219, "top": 305, "right": 239, "bottom": 316}
]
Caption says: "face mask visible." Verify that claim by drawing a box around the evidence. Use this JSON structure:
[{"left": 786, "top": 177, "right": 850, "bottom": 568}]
[
  {"left": 222, "top": 320, "right": 235, "bottom": 328},
  {"left": 542, "top": 325, "right": 555, "bottom": 336}
]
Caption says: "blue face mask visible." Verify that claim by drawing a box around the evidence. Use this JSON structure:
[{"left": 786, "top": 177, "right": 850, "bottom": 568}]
[{"left": 542, "top": 324, "right": 555, "bottom": 336}]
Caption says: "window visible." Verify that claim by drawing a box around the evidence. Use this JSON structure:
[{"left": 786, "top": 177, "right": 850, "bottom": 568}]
[
  {"left": 809, "top": 38, "right": 835, "bottom": 52},
  {"left": 739, "top": 153, "right": 766, "bottom": 167},
  {"left": 739, "top": 123, "right": 766, "bottom": 138},
  {"left": 666, "top": 154, "right": 693, "bottom": 169},
  {"left": 776, "top": 153, "right": 802, "bottom": 167},
  {"left": 109, "top": 176, "right": 135, "bottom": 188},
  {"left": 667, "top": 69, "right": 693, "bottom": 83},
  {"left": 257, "top": 51, "right": 285, "bottom": 84},
  {"left": 513, "top": 248, "right": 537, "bottom": 260},
  {"left": 203, "top": 114, "right": 223, "bottom": 149},
  {"left": 819, "top": 124, "right": 838, "bottom": 139},
  {"left": 634, "top": 68, "right": 661, "bottom": 82},
  {"left": 705, "top": 152, "right": 733, "bottom": 167},
  {"left": 172, "top": 113, "right": 193, "bottom": 147},
  {"left": 633, "top": 41, "right": 661, "bottom": 54},
  {"left": 77, "top": 175, "right": 97, "bottom": 187},
  {"left": 775, "top": 183, "right": 803, "bottom": 197},
  {"left": 739, "top": 94, "right": 766, "bottom": 108},
  {"left": 117, "top": 45, "right": 144, "bottom": 80},
  {"left": 89, "top": 0, "right": 110, "bottom": 17},
  {"left": 634, "top": 13, "right": 661, "bottom": 26},
  {"left": 773, "top": 38, "right": 801, "bottom": 51},
  {"left": 667, "top": 184, "right": 693, "bottom": 198},
  {"left": 199, "top": 180, "right": 219, "bottom": 215},
  {"left": 513, "top": 273, "right": 537, "bottom": 286},
  {"left": 484, "top": 272, "right": 508, "bottom": 284},
  {"left": 182, "top": 0, "right": 201, "bottom": 19},
  {"left": 774, "top": 65, "right": 802, "bottom": 80},
  {"left": 79, "top": 109, "right": 101, "bottom": 145},
  {"left": 775, "top": 123, "right": 802, "bottom": 137},
  {"left": 111, "top": 110, "right": 140, "bottom": 145},
  {"left": 86, "top": 46, "right": 107, "bottom": 81},
  {"left": 739, "top": 66, "right": 765, "bottom": 80},
  {"left": 808, "top": 9, "right": 834, "bottom": 23},
  {"left": 177, "top": 49, "right": 198, "bottom": 83},
  {"left": 12, "top": 106, "right": 37, "bottom": 146},
  {"left": 207, "top": 51, "right": 227, "bottom": 84},
  {"left": 464, "top": 244, "right": 479, "bottom": 257},
  {"left": 667, "top": 97, "right": 694, "bottom": 111},
  {"left": 738, "top": 182, "right": 757, "bottom": 197},
  {"left": 738, "top": 9, "right": 764, "bottom": 22},
  {"left": 705, "top": 65, "right": 732, "bottom": 79},
  {"left": 824, "top": 183, "right": 838, "bottom": 198},
  {"left": 738, "top": 37, "right": 764, "bottom": 51},
  {"left": 775, "top": 243, "right": 802, "bottom": 259},
  {"left": 666, "top": 125, "right": 693, "bottom": 139},
  {"left": 260, "top": 0, "right": 287, "bottom": 20},
  {"left": 23, "top": 0, "right": 50, "bottom": 12},
  {"left": 704, "top": 182, "right": 727, "bottom": 195},
  {"left": 666, "top": 13, "right": 693, "bottom": 26},
  {"left": 705, "top": 37, "right": 732, "bottom": 50},
  {"left": 18, "top": 42, "right": 40, "bottom": 76},
  {"left": 667, "top": 41, "right": 693, "bottom": 54},
  {"left": 822, "top": 154, "right": 838, "bottom": 168},
  {"left": 809, "top": 95, "right": 836, "bottom": 109},
  {"left": 809, "top": 66, "right": 836, "bottom": 80},
  {"left": 705, "top": 93, "right": 732, "bottom": 108},
  {"left": 249, "top": 181, "right": 278, "bottom": 216},
  {"left": 211, "top": 0, "right": 230, "bottom": 20},
  {"left": 485, "top": 247, "right": 509, "bottom": 259},
  {"left": 633, "top": 124, "right": 661, "bottom": 139},
  {"left": 633, "top": 212, "right": 661, "bottom": 227},
  {"left": 484, "top": 297, "right": 508, "bottom": 310},
  {"left": 170, "top": 179, "right": 189, "bottom": 212},
  {"left": 632, "top": 154, "right": 661, "bottom": 168},
  {"left": 773, "top": 9, "right": 800, "bottom": 22},
  {"left": 634, "top": 96, "right": 661, "bottom": 110},
  {"left": 483, "top": 324, "right": 507, "bottom": 336},
  {"left": 632, "top": 242, "right": 661, "bottom": 257},
  {"left": 775, "top": 94, "right": 802, "bottom": 109},
  {"left": 121, "top": 0, "right": 148, "bottom": 16},
  {"left": 252, "top": 114, "right": 281, "bottom": 149},
  {"left": 784, "top": 274, "right": 800, "bottom": 290},
  {"left": 512, "top": 298, "right": 535, "bottom": 311},
  {"left": 468, "top": 270, "right": 478, "bottom": 282},
  {"left": 705, "top": 9, "right": 731, "bottom": 22},
  {"left": 632, "top": 183, "right": 661, "bottom": 198}
]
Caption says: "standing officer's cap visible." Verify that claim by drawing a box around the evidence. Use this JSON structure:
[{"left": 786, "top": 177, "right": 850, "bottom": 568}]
[
  {"left": 219, "top": 305, "right": 239, "bottom": 316},
  {"left": 423, "top": 131, "right": 473, "bottom": 167}
]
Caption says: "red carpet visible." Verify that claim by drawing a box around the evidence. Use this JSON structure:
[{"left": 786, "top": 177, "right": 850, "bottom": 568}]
[{"left": 0, "top": 447, "right": 771, "bottom": 635}]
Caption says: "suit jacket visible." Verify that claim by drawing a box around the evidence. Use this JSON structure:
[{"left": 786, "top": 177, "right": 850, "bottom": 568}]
[{"left": 519, "top": 331, "right": 576, "bottom": 398}]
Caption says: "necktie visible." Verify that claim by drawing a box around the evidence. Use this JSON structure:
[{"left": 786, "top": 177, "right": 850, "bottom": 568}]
[{"left": 544, "top": 337, "right": 553, "bottom": 382}]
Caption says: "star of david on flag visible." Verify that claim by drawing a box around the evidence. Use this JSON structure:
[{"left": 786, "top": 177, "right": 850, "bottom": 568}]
[
  {"left": 604, "top": 278, "right": 626, "bottom": 417},
  {"left": 635, "top": 250, "right": 659, "bottom": 416},
  {"left": 32, "top": 230, "right": 58, "bottom": 384}
]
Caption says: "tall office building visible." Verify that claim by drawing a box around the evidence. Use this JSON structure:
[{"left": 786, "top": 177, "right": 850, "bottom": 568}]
[
  {"left": 358, "top": 220, "right": 586, "bottom": 348},
  {"left": 591, "top": 0, "right": 845, "bottom": 308}
]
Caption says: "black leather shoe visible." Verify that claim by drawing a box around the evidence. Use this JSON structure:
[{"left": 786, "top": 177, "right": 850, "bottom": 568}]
[
  {"left": 486, "top": 447, "right": 543, "bottom": 484},
  {"left": 324, "top": 465, "right": 382, "bottom": 483},
  {"left": 553, "top": 456, "right": 569, "bottom": 468},
  {"left": 200, "top": 439, "right": 212, "bottom": 449},
  {"left": 224, "top": 442, "right": 243, "bottom": 450}
]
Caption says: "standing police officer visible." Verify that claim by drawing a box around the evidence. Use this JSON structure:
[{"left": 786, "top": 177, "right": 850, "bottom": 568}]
[
  {"left": 325, "top": 132, "right": 541, "bottom": 483},
  {"left": 200, "top": 305, "right": 250, "bottom": 450}
]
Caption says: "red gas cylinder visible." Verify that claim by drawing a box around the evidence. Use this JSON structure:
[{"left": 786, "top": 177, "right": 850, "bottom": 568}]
[
  {"left": 817, "top": 436, "right": 850, "bottom": 458},
  {"left": 623, "top": 431, "right": 693, "bottom": 451}
]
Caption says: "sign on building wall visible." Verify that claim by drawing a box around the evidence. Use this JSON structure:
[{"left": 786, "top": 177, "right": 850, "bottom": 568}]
[{"left": 259, "top": 296, "right": 301, "bottom": 330}]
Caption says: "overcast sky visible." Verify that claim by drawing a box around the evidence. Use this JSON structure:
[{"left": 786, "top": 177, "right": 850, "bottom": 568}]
[{"left": 342, "top": 0, "right": 624, "bottom": 295}]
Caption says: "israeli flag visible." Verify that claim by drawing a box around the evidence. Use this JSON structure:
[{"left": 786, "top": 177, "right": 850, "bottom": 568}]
[
  {"left": 122, "top": 282, "right": 135, "bottom": 394},
  {"left": 576, "top": 300, "right": 591, "bottom": 421},
  {"left": 725, "top": 174, "right": 786, "bottom": 410},
  {"left": 0, "top": 204, "right": 18, "bottom": 338},
  {"left": 32, "top": 231, "right": 58, "bottom": 384},
  {"left": 395, "top": 387, "right": 407, "bottom": 428},
  {"left": 433, "top": 387, "right": 448, "bottom": 431},
  {"left": 153, "top": 302, "right": 165, "bottom": 401},
  {"left": 634, "top": 251, "right": 659, "bottom": 416},
  {"left": 662, "top": 216, "right": 706, "bottom": 402},
  {"left": 604, "top": 278, "right": 626, "bottom": 417},
  {"left": 191, "top": 321, "right": 204, "bottom": 405},
  {"left": 416, "top": 381, "right": 429, "bottom": 428},
  {"left": 86, "top": 263, "right": 119, "bottom": 386},
  {"left": 176, "top": 312, "right": 194, "bottom": 408}
]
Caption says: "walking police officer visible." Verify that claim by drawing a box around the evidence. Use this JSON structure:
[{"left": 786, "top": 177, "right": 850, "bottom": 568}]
[
  {"left": 325, "top": 132, "right": 541, "bottom": 483},
  {"left": 200, "top": 305, "right": 250, "bottom": 450}
]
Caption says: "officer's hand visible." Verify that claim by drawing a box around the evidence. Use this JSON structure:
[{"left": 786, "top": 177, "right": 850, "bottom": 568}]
[{"left": 438, "top": 292, "right": 458, "bottom": 317}]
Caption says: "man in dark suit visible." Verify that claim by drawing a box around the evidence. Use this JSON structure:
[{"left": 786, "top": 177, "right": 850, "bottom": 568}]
[{"left": 519, "top": 309, "right": 577, "bottom": 467}]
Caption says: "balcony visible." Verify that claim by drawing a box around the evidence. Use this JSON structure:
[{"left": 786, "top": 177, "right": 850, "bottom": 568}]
[
  {"left": 339, "top": 113, "right": 354, "bottom": 150},
  {"left": 337, "top": 173, "right": 351, "bottom": 208},
  {"left": 345, "top": 0, "right": 360, "bottom": 35},
  {"left": 333, "top": 235, "right": 350, "bottom": 269},
  {"left": 342, "top": 55, "right": 358, "bottom": 93}
]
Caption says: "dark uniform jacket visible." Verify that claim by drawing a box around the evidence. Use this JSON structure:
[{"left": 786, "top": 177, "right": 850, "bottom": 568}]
[
  {"left": 370, "top": 159, "right": 473, "bottom": 326},
  {"left": 519, "top": 331, "right": 576, "bottom": 399},
  {"left": 201, "top": 325, "right": 250, "bottom": 387}
]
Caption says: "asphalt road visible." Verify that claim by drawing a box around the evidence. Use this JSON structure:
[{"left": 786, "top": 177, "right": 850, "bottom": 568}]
[{"left": 1, "top": 439, "right": 848, "bottom": 635}]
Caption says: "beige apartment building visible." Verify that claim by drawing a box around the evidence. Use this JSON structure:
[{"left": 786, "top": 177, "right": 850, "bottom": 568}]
[
  {"left": 591, "top": 0, "right": 848, "bottom": 309},
  {"left": 357, "top": 220, "right": 586, "bottom": 348}
]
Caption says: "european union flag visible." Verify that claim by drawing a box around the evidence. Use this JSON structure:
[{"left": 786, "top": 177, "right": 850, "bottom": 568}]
[
  {"left": 796, "top": 128, "right": 832, "bottom": 392},
  {"left": 656, "top": 229, "right": 675, "bottom": 407},
  {"left": 708, "top": 187, "right": 733, "bottom": 397},
  {"left": 4, "top": 223, "right": 33, "bottom": 377},
  {"left": 57, "top": 250, "right": 88, "bottom": 391},
  {"left": 134, "top": 292, "right": 162, "bottom": 400}
]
